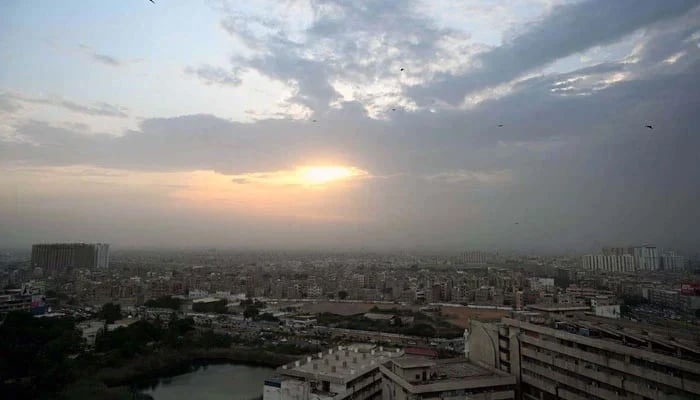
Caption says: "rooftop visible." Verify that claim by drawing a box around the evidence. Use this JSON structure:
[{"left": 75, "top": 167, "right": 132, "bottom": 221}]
[
  {"left": 278, "top": 344, "right": 403, "bottom": 384},
  {"left": 390, "top": 357, "right": 497, "bottom": 384}
]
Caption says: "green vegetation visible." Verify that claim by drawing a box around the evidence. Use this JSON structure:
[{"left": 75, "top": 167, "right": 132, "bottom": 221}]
[
  {"left": 0, "top": 312, "right": 83, "bottom": 399},
  {"left": 99, "top": 303, "right": 122, "bottom": 324},
  {"left": 192, "top": 299, "right": 228, "bottom": 313},
  {"left": 243, "top": 306, "right": 260, "bottom": 320},
  {"left": 0, "top": 311, "right": 283, "bottom": 399},
  {"left": 144, "top": 296, "right": 182, "bottom": 310}
]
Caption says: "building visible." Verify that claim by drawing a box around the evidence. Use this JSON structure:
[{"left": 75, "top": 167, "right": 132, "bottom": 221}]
[
  {"left": 380, "top": 357, "right": 516, "bottom": 400},
  {"left": 31, "top": 243, "right": 110, "bottom": 273},
  {"left": 662, "top": 252, "right": 686, "bottom": 271},
  {"left": 602, "top": 247, "right": 628, "bottom": 256},
  {"left": 468, "top": 315, "right": 700, "bottom": 400},
  {"left": 263, "top": 344, "right": 403, "bottom": 400},
  {"left": 527, "top": 278, "right": 554, "bottom": 292},
  {"left": 78, "top": 320, "right": 104, "bottom": 349},
  {"left": 461, "top": 251, "right": 493, "bottom": 265},
  {"left": 581, "top": 254, "right": 635, "bottom": 273},
  {"left": 631, "top": 245, "right": 659, "bottom": 271},
  {"left": 0, "top": 290, "right": 31, "bottom": 314},
  {"left": 648, "top": 288, "right": 681, "bottom": 309}
]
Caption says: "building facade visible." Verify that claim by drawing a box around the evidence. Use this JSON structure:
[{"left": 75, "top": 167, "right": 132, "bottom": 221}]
[
  {"left": 469, "top": 316, "right": 700, "bottom": 400},
  {"left": 31, "top": 243, "right": 110, "bottom": 273},
  {"left": 581, "top": 254, "right": 635, "bottom": 273},
  {"left": 264, "top": 345, "right": 404, "bottom": 400},
  {"left": 380, "top": 357, "right": 515, "bottom": 400},
  {"left": 662, "top": 252, "right": 686, "bottom": 271},
  {"left": 631, "top": 246, "right": 659, "bottom": 271}
]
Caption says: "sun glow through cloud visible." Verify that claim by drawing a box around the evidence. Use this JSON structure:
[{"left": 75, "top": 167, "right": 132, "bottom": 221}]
[{"left": 299, "top": 166, "right": 357, "bottom": 185}]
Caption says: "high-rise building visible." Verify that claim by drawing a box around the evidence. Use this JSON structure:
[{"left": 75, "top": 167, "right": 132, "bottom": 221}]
[
  {"left": 631, "top": 245, "right": 659, "bottom": 271},
  {"left": 31, "top": 243, "right": 110, "bottom": 274},
  {"left": 461, "top": 251, "right": 493, "bottom": 265},
  {"left": 581, "top": 254, "right": 634, "bottom": 273},
  {"left": 602, "top": 247, "right": 629, "bottom": 256},
  {"left": 662, "top": 251, "right": 686, "bottom": 271}
]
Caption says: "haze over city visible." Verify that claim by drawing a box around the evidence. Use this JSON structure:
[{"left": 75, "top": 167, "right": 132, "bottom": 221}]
[{"left": 1, "top": 0, "right": 699, "bottom": 252}]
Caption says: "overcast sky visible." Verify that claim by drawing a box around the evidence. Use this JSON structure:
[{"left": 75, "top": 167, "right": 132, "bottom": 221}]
[{"left": 1, "top": 0, "right": 699, "bottom": 253}]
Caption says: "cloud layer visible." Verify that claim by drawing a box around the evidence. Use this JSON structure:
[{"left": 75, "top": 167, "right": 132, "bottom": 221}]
[{"left": 1, "top": 0, "right": 700, "bottom": 252}]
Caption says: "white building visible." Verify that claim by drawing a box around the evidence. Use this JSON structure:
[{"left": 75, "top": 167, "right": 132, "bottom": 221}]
[
  {"left": 593, "top": 304, "right": 621, "bottom": 319},
  {"left": 632, "top": 245, "right": 659, "bottom": 271},
  {"left": 581, "top": 254, "right": 635, "bottom": 273},
  {"left": 263, "top": 345, "right": 403, "bottom": 400}
]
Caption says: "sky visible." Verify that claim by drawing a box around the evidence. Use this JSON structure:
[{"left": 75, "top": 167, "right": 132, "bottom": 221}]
[{"left": 1, "top": 0, "right": 700, "bottom": 253}]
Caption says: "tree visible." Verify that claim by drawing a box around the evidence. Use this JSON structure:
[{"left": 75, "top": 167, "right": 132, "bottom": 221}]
[
  {"left": 144, "top": 296, "right": 182, "bottom": 310},
  {"left": 98, "top": 303, "right": 121, "bottom": 324},
  {"left": 192, "top": 299, "right": 227, "bottom": 313},
  {"left": 243, "top": 306, "right": 259, "bottom": 320},
  {"left": 338, "top": 290, "right": 348, "bottom": 300}
]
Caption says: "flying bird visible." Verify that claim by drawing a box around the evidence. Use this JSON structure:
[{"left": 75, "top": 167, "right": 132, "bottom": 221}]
[
  {"left": 148, "top": 0, "right": 154, "bottom": 3},
  {"left": 392, "top": 108, "right": 396, "bottom": 111},
  {"left": 400, "top": 68, "right": 405, "bottom": 71},
  {"left": 498, "top": 124, "right": 504, "bottom": 127},
  {"left": 514, "top": 222, "right": 519, "bottom": 225},
  {"left": 645, "top": 125, "right": 653, "bottom": 129},
  {"left": 312, "top": 119, "right": 317, "bottom": 122}
]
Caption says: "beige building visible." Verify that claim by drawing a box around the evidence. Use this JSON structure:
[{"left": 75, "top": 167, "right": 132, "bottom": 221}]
[{"left": 468, "top": 314, "right": 700, "bottom": 400}]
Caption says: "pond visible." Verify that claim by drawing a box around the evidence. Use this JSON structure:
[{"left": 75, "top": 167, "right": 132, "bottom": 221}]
[{"left": 140, "top": 363, "right": 276, "bottom": 400}]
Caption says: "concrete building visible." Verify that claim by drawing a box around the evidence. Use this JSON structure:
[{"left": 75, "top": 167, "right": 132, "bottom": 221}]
[
  {"left": 78, "top": 320, "right": 104, "bottom": 349},
  {"left": 31, "top": 243, "right": 110, "bottom": 273},
  {"left": 468, "top": 315, "right": 700, "bottom": 400},
  {"left": 649, "top": 288, "right": 681, "bottom": 309},
  {"left": 380, "top": 357, "right": 516, "bottom": 400},
  {"left": 581, "top": 254, "right": 635, "bottom": 273},
  {"left": 263, "top": 344, "right": 403, "bottom": 400},
  {"left": 527, "top": 278, "right": 554, "bottom": 291},
  {"left": 662, "top": 252, "right": 686, "bottom": 271},
  {"left": 461, "top": 251, "right": 493, "bottom": 265},
  {"left": 0, "top": 290, "right": 31, "bottom": 314},
  {"left": 631, "top": 245, "right": 659, "bottom": 271},
  {"left": 602, "top": 247, "right": 629, "bottom": 256}
]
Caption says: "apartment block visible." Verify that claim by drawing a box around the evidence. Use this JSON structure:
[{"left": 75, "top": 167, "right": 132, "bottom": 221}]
[{"left": 469, "top": 315, "right": 700, "bottom": 400}]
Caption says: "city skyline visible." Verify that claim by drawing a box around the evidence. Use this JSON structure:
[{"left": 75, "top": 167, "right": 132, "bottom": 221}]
[{"left": 2, "top": 0, "right": 700, "bottom": 252}]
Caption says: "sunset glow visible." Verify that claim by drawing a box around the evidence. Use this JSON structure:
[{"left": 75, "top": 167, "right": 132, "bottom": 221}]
[{"left": 299, "top": 166, "right": 358, "bottom": 185}]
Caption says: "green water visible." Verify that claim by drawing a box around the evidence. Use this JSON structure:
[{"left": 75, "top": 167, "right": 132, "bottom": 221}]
[{"left": 141, "top": 363, "right": 275, "bottom": 400}]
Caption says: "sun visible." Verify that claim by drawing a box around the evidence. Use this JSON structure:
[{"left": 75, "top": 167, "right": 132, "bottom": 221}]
[{"left": 299, "top": 166, "right": 356, "bottom": 185}]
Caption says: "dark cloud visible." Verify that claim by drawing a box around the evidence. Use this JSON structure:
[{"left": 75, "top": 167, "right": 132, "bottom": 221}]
[
  {"left": 407, "top": 0, "right": 700, "bottom": 105},
  {"left": 184, "top": 65, "right": 242, "bottom": 86},
  {"left": 2, "top": 1, "right": 700, "bottom": 252}
]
